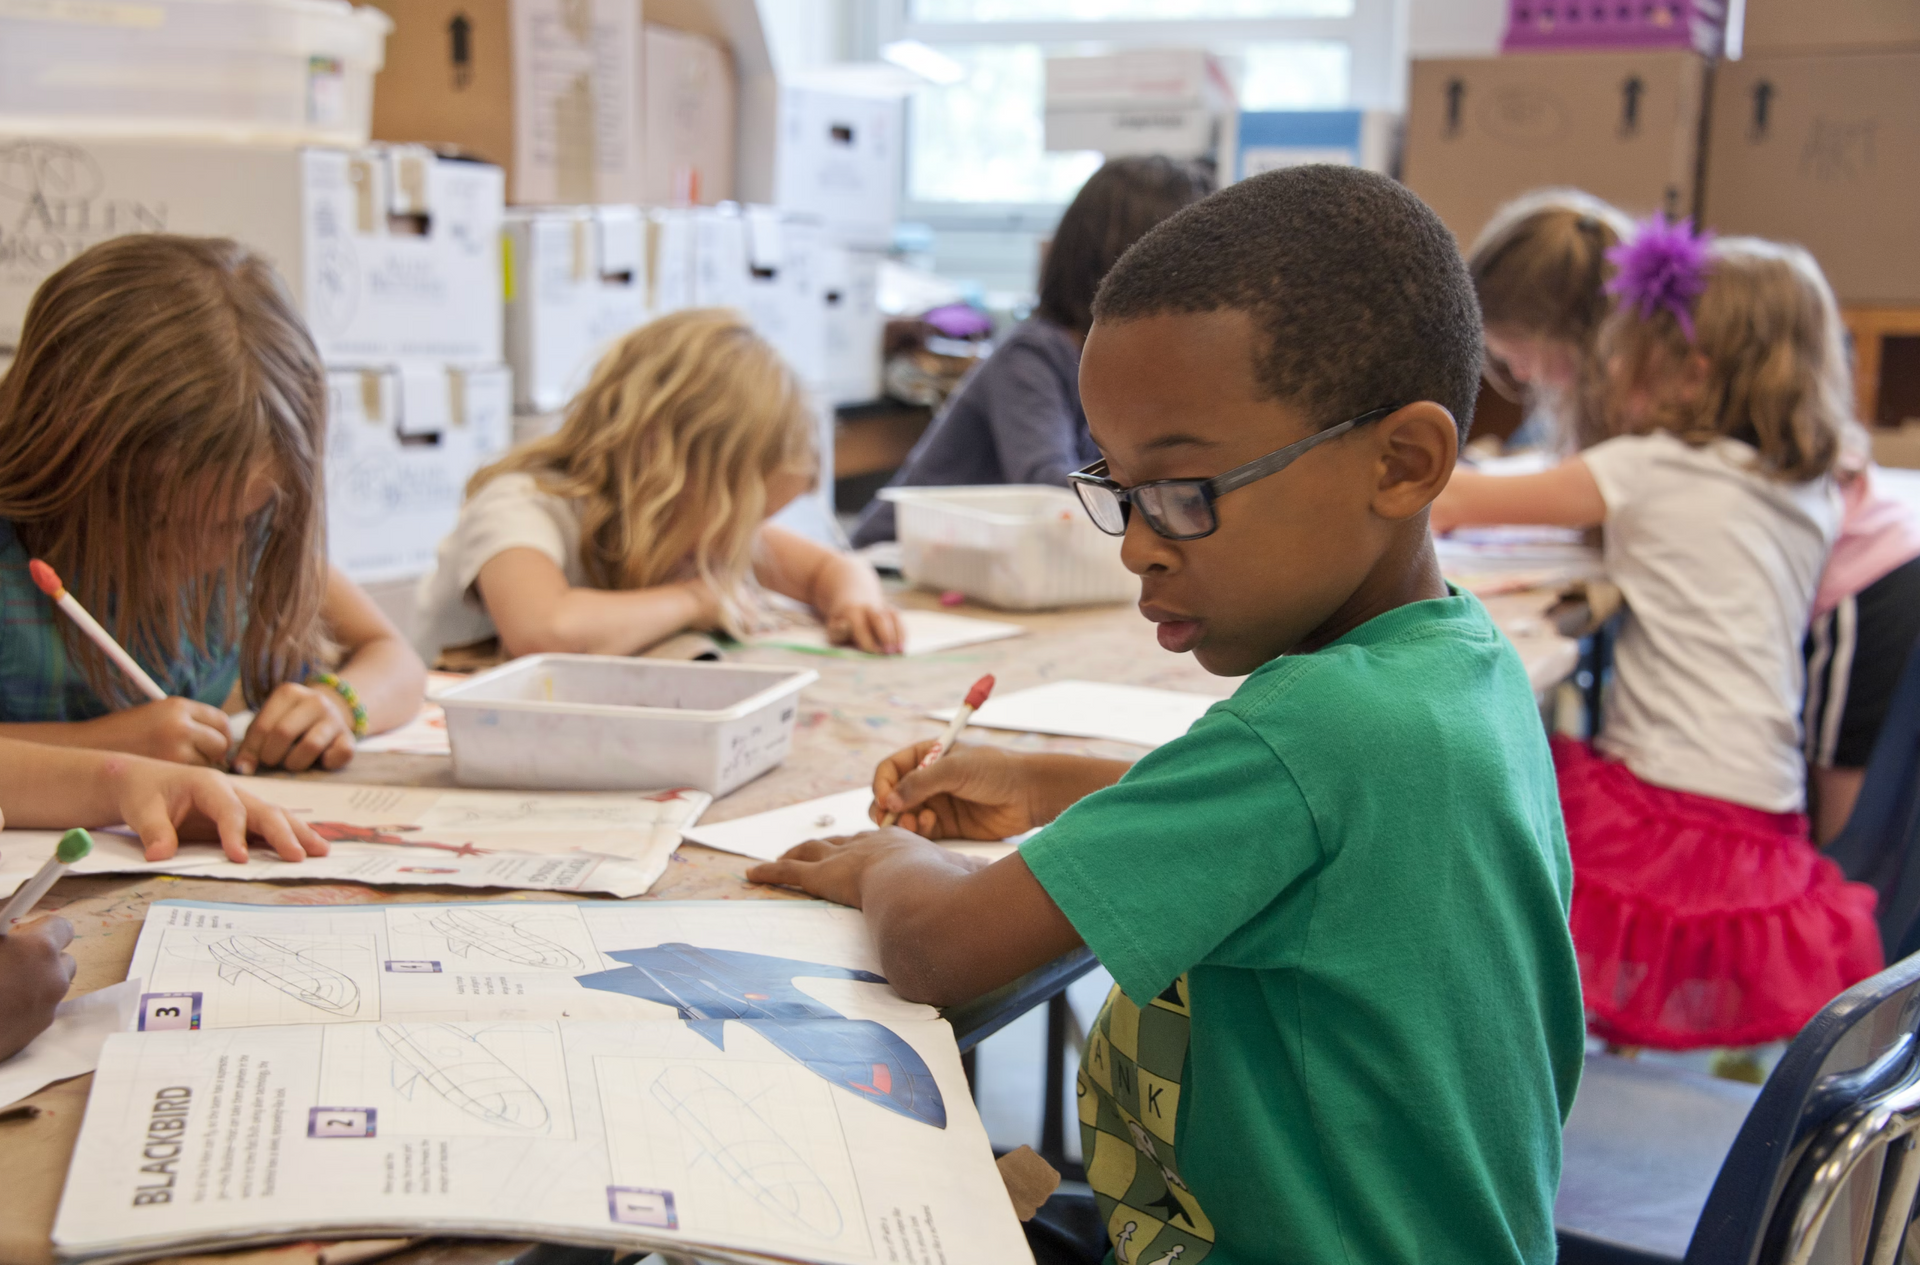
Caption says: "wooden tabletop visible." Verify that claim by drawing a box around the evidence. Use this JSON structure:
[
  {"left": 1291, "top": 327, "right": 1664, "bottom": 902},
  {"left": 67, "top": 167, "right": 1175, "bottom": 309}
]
[{"left": 0, "top": 584, "right": 1577, "bottom": 1265}]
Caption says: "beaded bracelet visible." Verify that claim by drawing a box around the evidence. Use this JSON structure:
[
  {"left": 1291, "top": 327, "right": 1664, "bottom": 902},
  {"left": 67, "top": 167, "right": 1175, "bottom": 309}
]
[{"left": 307, "top": 671, "right": 369, "bottom": 738}]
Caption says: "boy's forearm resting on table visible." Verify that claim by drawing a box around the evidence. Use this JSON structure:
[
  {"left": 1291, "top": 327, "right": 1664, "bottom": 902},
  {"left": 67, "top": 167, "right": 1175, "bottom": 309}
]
[{"left": 759, "top": 836, "right": 1083, "bottom": 1008}]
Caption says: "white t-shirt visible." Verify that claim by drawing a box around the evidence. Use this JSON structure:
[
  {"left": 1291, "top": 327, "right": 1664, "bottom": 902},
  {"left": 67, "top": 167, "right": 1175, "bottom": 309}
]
[
  {"left": 1582, "top": 433, "right": 1839, "bottom": 813},
  {"left": 414, "top": 472, "right": 589, "bottom": 659}
]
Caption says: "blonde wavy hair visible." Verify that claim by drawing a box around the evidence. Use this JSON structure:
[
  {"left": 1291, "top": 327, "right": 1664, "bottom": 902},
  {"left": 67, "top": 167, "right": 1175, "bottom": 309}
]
[
  {"left": 470, "top": 309, "right": 815, "bottom": 633},
  {"left": 1600, "top": 236, "right": 1855, "bottom": 483}
]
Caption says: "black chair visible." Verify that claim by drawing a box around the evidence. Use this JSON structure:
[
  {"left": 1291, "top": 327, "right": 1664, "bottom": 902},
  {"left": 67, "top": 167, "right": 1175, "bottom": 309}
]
[
  {"left": 1557, "top": 950, "right": 1920, "bottom": 1264},
  {"left": 1827, "top": 635, "right": 1920, "bottom": 951}
]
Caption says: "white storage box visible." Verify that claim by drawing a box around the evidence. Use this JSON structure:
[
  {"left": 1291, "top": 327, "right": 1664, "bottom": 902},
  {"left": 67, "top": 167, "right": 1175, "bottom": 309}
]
[
  {"left": 436, "top": 655, "right": 818, "bottom": 794},
  {"left": 773, "top": 86, "right": 901, "bottom": 250},
  {"left": 504, "top": 206, "right": 647, "bottom": 412},
  {"left": 325, "top": 364, "right": 511, "bottom": 582},
  {"left": 0, "top": 139, "right": 502, "bottom": 362},
  {"left": 881, "top": 485, "right": 1138, "bottom": 611},
  {"left": 0, "top": 0, "right": 389, "bottom": 146}
]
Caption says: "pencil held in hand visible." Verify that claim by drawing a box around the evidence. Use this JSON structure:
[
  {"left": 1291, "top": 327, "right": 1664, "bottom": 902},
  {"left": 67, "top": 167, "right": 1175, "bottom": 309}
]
[
  {"left": 29, "top": 559, "right": 167, "bottom": 702},
  {"left": 878, "top": 674, "right": 995, "bottom": 829}
]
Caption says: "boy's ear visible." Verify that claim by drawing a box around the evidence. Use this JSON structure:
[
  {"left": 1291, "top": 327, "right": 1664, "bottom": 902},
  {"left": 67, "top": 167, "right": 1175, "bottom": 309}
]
[{"left": 1370, "top": 402, "right": 1459, "bottom": 521}]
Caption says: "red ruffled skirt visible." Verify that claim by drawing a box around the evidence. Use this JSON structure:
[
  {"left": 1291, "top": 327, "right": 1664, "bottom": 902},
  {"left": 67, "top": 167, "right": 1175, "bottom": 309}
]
[{"left": 1554, "top": 736, "right": 1884, "bottom": 1049}]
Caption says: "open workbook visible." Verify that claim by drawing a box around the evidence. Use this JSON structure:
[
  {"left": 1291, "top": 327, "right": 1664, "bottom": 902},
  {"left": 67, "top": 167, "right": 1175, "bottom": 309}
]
[{"left": 54, "top": 899, "right": 1031, "bottom": 1265}]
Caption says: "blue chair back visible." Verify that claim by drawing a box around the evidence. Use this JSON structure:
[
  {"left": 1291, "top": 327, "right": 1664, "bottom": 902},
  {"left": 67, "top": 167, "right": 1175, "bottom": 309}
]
[
  {"left": 1685, "top": 952, "right": 1920, "bottom": 1264},
  {"left": 1828, "top": 638, "right": 1920, "bottom": 949}
]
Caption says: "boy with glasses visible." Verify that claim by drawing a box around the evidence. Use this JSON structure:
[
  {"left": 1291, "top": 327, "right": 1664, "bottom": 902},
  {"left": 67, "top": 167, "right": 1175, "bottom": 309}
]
[{"left": 749, "top": 166, "right": 1583, "bottom": 1265}]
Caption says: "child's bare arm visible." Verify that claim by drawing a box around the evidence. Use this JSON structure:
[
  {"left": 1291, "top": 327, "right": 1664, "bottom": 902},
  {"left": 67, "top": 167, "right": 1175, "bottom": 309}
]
[
  {"left": 0, "top": 737, "right": 326, "bottom": 861},
  {"left": 476, "top": 548, "right": 719, "bottom": 658},
  {"left": 749, "top": 836, "right": 1083, "bottom": 1007},
  {"left": 234, "top": 566, "right": 428, "bottom": 774},
  {"left": 0, "top": 700, "right": 231, "bottom": 767},
  {"left": 1430, "top": 459, "right": 1607, "bottom": 533},
  {"left": 755, "top": 524, "right": 904, "bottom": 655}
]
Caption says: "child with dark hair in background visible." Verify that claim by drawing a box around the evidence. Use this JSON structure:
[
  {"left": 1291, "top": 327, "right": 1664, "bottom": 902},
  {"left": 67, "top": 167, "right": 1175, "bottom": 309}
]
[
  {"left": 851, "top": 155, "right": 1212, "bottom": 546},
  {"left": 1438, "top": 224, "right": 1884, "bottom": 1049},
  {"left": 757, "top": 167, "right": 1583, "bottom": 1265}
]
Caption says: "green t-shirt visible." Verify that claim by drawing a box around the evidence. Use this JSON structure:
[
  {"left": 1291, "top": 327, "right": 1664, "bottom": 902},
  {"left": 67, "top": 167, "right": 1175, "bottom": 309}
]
[{"left": 1022, "top": 591, "right": 1583, "bottom": 1265}]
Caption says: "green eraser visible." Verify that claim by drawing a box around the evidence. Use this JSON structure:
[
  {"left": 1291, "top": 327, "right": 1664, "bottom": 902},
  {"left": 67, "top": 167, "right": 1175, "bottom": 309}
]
[{"left": 56, "top": 828, "right": 92, "bottom": 864}]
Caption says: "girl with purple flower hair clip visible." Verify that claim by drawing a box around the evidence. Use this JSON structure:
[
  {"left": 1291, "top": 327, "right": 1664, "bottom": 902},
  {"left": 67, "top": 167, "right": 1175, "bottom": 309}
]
[{"left": 1434, "top": 230, "right": 1883, "bottom": 1055}]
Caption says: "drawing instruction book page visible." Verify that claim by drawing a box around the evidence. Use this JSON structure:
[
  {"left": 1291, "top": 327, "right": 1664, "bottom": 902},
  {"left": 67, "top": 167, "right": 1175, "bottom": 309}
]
[{"left": 57, "top": 900, "right": 1030, "bottom": 1265}]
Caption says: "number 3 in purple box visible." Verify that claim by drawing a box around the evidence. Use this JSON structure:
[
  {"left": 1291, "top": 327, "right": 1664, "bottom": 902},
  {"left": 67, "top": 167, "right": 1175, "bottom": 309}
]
[{"left": 138, "top": 992, "right": 202, "bottom": 1031}]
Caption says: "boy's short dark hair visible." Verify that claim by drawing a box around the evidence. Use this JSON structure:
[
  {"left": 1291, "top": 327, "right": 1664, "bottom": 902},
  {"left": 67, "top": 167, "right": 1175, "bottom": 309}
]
[{"left": 1092, "top": 165, "right": 1484, "bottom": 437}]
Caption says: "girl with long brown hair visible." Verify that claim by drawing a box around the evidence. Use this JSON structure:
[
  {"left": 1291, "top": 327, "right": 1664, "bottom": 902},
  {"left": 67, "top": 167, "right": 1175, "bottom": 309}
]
[
  {"left": 0, "top": 234, "right": 426, "bottom": 775},
  {"left": 416, "top": 308, "right": 901, "bottom": 662}
]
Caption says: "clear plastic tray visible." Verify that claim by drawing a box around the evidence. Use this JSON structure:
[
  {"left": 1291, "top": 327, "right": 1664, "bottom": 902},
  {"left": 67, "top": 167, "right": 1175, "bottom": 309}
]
[
  {"left": 880, "top": 484, "right": 1137, "bottom": 611},
  {"left": 436, "top": 655, "right": 817, "bottom": 795}
]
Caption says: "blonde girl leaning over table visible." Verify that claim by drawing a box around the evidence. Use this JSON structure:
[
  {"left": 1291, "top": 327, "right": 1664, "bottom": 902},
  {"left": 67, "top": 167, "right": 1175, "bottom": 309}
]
[
  {"left": 1468, "top": 188, "right": 1633, "bottom": 454},
  {"left": 1433, "top": 222, "right": 1882, "bottom": 1050},
  {"left": 0, "top": 235, "right": 426, "bottom": 776},
  {"left": 416, "top": 309, "right": 902, "bottom": 665}
]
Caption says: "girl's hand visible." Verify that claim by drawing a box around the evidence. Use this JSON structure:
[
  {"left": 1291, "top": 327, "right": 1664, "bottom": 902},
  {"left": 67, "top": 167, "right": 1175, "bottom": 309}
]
[
  {"left": 0, "top": 916, "right": 76, "bottom": 1061},
  {"left": 826, "top": 601, "right": 905, "bottom": 655},
  {"left": 871, "top": 741, "right": 1039, "bottom": 840},
  {"left": 81, "top": 697, "right": 231, "bottom": 767},
  {"left": 105, "top": 757, "right": 329, "bottom": 862},
  {"left": 232, "top": 682, "right": 355, "bottom": 775}
]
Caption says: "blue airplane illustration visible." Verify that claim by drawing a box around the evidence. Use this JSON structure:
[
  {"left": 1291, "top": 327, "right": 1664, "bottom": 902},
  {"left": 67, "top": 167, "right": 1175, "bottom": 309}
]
[{"left": 575, "top": 943, "right": 946, "bottom": 1128}]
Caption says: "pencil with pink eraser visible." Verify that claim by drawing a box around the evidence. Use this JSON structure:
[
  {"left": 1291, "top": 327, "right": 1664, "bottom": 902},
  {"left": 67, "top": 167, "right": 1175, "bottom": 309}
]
[
  {"left": 28, "top": 559, "right": 167, "bottom": 702},
  {"left": 878, "top": 673, "right": 995, "bottom": 829}
]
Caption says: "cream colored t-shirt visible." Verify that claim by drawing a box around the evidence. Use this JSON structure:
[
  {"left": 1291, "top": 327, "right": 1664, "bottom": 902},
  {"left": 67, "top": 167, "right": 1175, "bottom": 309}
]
[
  {"left": 1582, "top": 433, "right": 1839, "bottom": 813},
  {"left": 414, "top": 472, "right": 590, "bottom": 660}
]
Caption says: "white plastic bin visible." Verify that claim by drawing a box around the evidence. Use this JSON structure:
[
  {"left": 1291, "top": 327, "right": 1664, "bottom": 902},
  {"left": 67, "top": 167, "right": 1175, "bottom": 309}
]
[
  {"left": 880, "top": 485, "right": 1138, "bottom": 611},
  {"left": 0, "top": 0, "right": 390, "bottom": 146},
  {"left": 436, "top": 655, "right": 818, "bottom": 795}
]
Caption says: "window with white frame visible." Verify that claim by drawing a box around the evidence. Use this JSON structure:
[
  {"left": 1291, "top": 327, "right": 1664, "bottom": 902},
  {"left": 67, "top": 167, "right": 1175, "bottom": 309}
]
[{"left": 881, "top": 0, "right": 1407, "bottom": 224}]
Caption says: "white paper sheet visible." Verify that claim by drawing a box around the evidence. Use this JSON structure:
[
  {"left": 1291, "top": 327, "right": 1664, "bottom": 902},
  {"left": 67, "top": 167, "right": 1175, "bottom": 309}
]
[
  {"left": 753, "top": 609, "right": 1026, "bottom": 658},
  {"left": 935, "top": 679, "right": 1221, "bottom": 749},
  {"left": 0, "top": 978, "right": 141, "bottom": 1109},
  {"left": 680, "top": 788, "right": 1023, "bottom": 865},
  {"left": 0, "top": 781, "right": 711, "bottom": 900},
  {"left": 54, "top": 900, "right": 1032, "bottom": 1265}
]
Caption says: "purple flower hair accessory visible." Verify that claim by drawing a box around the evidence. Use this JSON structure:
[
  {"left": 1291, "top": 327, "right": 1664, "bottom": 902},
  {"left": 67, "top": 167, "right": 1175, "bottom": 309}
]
[{"left": 1605, "top": 214, "right": 1715, "bottom": 342}]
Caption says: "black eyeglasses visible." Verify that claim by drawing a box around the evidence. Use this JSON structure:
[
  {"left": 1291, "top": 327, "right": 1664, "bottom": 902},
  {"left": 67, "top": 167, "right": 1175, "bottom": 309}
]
[{"left": 1067, "top": 406, "right": 1398, "bottom": 541}]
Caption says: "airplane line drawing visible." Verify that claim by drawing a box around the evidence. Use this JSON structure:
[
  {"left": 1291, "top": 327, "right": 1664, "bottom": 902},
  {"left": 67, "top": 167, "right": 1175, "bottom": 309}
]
[
  {"left": 422, "top": 907, "right": 586, "bottom": 970},
  {"left": 376, "top": 1022, "right": 552, "bottom": 1132},
  {"left": 650, "top": 1065, "right": 843, "bottom": 1239},
  {"left": 206, "top": 935, "right": 361, "bottom": 1015},
  {"left": 576, "top": 944, "right": 946, "bottom": 1128}
]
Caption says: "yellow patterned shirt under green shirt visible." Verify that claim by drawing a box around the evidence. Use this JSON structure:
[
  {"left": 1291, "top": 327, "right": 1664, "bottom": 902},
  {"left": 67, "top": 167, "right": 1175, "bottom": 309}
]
[{"left": 1020, "top": 590, "right": 1584, "bottom": 1265}]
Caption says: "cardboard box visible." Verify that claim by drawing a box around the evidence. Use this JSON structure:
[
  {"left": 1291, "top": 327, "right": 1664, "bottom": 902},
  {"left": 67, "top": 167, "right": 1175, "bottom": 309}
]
[
  {"left": 644, "top": 23, "right": 737, "bottom": 205},
  {"left": 367, "top": 0, "right": 641, "bottom": 206},
  {"left": 503, "top": 206, "right": 647, "bottom": 412},
  {"left": 326, "top": 363, "right": 511, "bottom": 582},
  {"left": 1402, "top": 51, "right": 1708, "bottom": 246},
  {"left": 819, "top": 245, "right": 884, "bottom": 406},
  {"left": 773, "top": 86, "right": 900, "bottom": 249},
  {"left": 689, "top": 203, "right": 750, "bottom": 311},
  {"left": 0, "top": 138, "right": 502, "bottom": 362},
  {"left": 1742, "top": 0, "right": 1920, "bottom": 54},
  {"left": 1043, "top": 50, "right": 1236, "bottom": 161},
  {"left": 1235, "top": 110, "right": 1399, "bottom": 179},
  {"left": 1703, "top": 51, "right": 1920, "bottom": 305}
]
